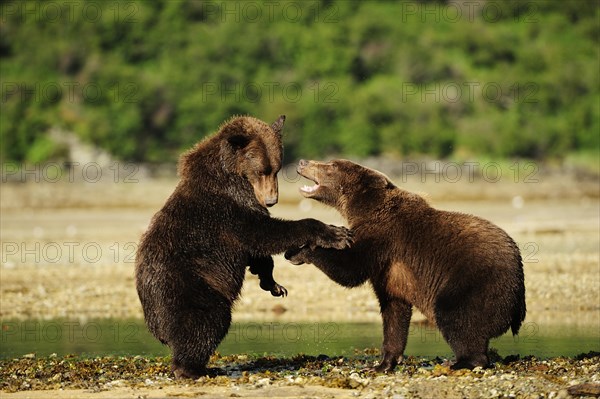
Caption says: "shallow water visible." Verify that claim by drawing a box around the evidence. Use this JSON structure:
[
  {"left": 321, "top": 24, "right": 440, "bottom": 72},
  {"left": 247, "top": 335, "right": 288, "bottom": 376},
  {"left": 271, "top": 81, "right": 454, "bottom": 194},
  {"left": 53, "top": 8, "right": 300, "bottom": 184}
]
[{"left": 1, "top": 319, "right": 598, "bottom": 360}]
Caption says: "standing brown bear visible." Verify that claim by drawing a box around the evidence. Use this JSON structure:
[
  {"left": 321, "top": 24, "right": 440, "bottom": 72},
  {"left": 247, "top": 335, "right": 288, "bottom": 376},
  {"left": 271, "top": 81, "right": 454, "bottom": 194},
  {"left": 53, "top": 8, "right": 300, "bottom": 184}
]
[
  {"left": 286, "top": 159, "right": 526, "bottom": 371},
  {"left": 135, "top": 117, "right": 352, "bottom": 379}
]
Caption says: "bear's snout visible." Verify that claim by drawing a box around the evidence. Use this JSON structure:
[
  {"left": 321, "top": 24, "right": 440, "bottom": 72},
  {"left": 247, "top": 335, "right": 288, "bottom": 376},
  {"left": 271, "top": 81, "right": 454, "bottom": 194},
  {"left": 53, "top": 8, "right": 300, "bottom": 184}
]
[{"left": 297, "top": 159, "right": 309, "bottom": 174}]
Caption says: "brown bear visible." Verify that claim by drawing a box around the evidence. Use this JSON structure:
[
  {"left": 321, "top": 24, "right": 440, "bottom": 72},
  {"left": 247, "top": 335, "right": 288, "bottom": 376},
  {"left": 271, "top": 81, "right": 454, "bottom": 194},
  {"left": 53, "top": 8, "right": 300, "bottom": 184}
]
[
  {"left": 286, "top": 159, "right": 526, "bottom": 371},
  {"left": 135, "top": 117, "right": 352, "bottom": 379}
]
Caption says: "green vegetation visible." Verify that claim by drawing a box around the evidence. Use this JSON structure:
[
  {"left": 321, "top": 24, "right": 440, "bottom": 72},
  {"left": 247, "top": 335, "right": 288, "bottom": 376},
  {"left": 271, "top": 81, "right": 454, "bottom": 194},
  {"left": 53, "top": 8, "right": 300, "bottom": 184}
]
[{"left": 1, "top": 0, "right": 598, "bottom": 163}]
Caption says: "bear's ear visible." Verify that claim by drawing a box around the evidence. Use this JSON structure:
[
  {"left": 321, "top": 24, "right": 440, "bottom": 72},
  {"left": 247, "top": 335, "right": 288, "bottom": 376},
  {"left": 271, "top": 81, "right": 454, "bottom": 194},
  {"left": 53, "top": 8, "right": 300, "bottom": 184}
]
[
  {"left": 371, "top": 171, "right": 393, "bottom": 189},
  {"left": 227, "top": 134, "right": 251, "bottom": 150},
  {"left": 270, "top": 115, "right": 286, "bottom": 136}
]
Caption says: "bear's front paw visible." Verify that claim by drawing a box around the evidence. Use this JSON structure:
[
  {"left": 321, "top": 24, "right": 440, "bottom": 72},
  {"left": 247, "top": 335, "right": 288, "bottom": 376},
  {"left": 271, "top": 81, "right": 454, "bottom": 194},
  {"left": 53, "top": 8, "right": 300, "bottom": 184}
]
[
  {"left": 316, "top": 225, "right": 354, "bottom": 250},
  {"left": 284, "top": 247, "right": 310, "bottom": 265}
]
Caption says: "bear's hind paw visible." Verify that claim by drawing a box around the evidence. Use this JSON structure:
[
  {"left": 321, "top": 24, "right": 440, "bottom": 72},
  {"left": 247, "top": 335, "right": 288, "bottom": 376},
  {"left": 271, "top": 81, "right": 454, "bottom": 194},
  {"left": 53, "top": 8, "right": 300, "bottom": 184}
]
[{"left": 270, "top": 283, "right": 288, "bottom": 297}]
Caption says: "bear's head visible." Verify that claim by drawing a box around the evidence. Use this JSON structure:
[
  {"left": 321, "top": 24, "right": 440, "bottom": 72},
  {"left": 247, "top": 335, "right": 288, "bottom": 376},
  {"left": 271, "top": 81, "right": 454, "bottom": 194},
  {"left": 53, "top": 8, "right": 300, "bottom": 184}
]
[
  {"left": 220, "top": 115, "right": 286, "bottom": 208},
  {"left": 297, "top": 159, "right": 394, "bottom": 217}
]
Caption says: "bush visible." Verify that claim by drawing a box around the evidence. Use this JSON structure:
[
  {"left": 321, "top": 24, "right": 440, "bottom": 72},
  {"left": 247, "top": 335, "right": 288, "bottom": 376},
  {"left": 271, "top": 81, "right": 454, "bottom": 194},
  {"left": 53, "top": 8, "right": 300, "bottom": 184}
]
[{"left": 1, "top": 0, "right": 598, "bottom": 163}]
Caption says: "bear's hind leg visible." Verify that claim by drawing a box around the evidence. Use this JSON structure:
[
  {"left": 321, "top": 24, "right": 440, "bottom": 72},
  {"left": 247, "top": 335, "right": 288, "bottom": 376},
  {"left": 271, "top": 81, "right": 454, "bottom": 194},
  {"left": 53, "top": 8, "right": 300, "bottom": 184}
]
[
  {"left": 447, "top": 337, "right": 490, "bottom": 370},
  {"left": 168, "top": 302, "right": 233, "bottom": 379},
  {"left": 435, "top": 291, "right": 491, "bottom": 370}
]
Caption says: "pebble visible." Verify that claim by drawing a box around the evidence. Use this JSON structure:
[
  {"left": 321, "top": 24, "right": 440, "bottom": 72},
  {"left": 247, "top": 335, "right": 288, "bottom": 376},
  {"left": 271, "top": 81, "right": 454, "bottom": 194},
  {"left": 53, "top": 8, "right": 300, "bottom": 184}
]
[
  {"left": 348, "top": 372, "right": 369, "bottom": 388},
  {"left": 104, "top": 379, "right": 126, "bottom": 387},
  {"left": 255, "top": 377, "right": 270, "bottom": 387}
]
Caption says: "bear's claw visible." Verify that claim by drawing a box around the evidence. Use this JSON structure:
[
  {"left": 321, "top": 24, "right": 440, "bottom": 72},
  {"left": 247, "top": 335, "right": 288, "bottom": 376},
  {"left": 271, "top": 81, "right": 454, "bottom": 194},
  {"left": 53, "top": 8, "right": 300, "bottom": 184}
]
[
  {"left": 270, "top": 283, "right": 288, "bottom": 297},
  {"left": 259, "top": 280, "right": 288, "bottom": 297}
]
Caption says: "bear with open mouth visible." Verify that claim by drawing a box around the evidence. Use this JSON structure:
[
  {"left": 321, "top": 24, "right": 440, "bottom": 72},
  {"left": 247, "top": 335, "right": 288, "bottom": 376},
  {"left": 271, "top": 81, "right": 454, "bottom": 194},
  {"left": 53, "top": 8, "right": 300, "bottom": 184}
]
[{"left": 286, "top": 159, "right": 526, "bottom": 371}]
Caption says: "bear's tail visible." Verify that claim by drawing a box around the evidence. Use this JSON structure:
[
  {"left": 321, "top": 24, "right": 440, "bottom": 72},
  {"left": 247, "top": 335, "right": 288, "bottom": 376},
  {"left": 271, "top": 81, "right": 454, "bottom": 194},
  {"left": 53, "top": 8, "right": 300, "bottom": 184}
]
[{"left": 511, "top": 257, "right": 527, "bottom": 336}]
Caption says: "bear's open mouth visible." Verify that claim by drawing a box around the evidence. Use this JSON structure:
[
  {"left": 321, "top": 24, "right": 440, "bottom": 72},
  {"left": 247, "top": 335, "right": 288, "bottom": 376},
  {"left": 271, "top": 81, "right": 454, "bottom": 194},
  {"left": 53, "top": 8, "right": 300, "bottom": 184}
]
[
  {"left": 298, "top": 173, "right": 320, "bottom": 196},
  {"left": 300, "top": 183, "right": 320, "bottom": 194}
]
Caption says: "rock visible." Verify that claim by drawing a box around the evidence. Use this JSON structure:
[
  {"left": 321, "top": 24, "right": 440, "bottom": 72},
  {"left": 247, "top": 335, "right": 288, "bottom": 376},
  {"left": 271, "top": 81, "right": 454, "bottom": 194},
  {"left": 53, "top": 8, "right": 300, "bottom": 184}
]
[
  {"left": 348, "top": 378, "right": 361, "bottom": 389},
  {"left": 255, "top": 377, "right": 271, "bottom": 387},
  {"left": 104, "top": 379, "right": 126, "bottom": 388},
  {"left": 348, "top": 372, "right": 368, "bottom": 388},
  {"left": 556, "top": 389, "right": 569, "bottom": 399},
  {"left": 567, "top": 383, "right": 600, "bottom": 396}
]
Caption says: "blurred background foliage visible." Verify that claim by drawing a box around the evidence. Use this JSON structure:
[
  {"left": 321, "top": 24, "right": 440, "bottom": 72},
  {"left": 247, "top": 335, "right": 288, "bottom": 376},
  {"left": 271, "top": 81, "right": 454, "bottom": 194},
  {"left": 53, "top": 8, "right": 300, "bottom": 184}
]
[{"left": 1, "top": 0, "right": 598, "bottom": 164}]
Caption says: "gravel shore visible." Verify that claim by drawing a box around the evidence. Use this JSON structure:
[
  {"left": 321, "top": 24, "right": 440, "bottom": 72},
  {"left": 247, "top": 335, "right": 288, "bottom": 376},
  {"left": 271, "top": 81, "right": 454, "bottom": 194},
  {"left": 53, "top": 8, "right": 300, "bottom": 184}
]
[{"left": 2, "top": 352, "right": 600, "bottom": 398}]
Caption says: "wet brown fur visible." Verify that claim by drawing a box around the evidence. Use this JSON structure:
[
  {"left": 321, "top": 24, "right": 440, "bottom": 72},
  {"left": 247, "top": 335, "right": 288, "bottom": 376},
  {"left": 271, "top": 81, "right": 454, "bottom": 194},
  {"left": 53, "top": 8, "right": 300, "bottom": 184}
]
[
  {"left": 286, "top": 159, "right": 526, "bottom": 372},
  {"left": 135, "top": 118, "right": 352, "bottom": 379}
]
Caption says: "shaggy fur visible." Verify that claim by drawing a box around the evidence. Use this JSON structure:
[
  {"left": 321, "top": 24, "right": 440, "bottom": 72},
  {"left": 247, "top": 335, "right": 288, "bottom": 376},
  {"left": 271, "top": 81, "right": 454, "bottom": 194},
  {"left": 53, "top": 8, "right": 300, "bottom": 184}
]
[
  {"left": 135, "top": 118, "right": 352, "bottom": 378},
  {"left": 286, "top": 159, "right": 526, "bottom": 371}
]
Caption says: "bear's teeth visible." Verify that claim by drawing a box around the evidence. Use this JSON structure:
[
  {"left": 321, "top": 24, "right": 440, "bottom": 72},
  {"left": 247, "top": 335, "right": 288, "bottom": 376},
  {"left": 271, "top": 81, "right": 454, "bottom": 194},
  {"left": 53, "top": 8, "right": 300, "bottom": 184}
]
[{"left": 301, "top": 184, "right": 319, "bottom": 193}]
